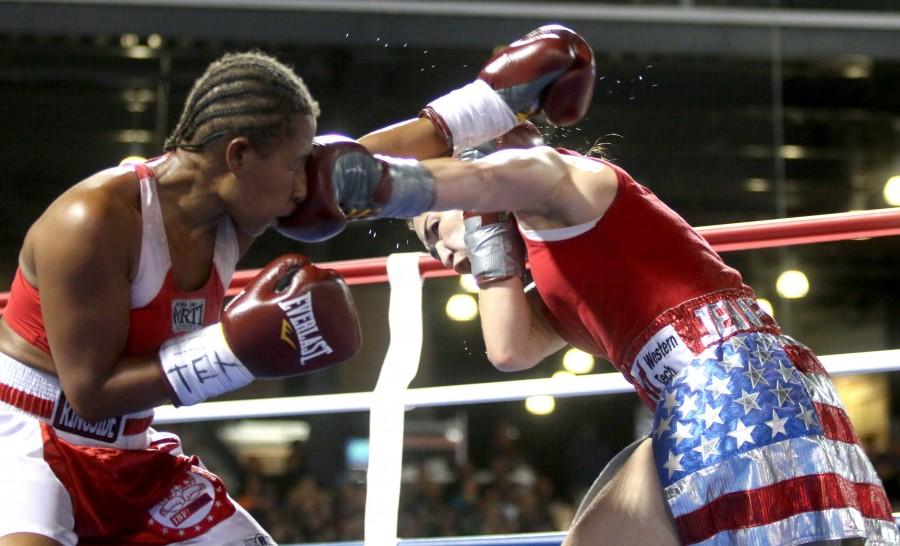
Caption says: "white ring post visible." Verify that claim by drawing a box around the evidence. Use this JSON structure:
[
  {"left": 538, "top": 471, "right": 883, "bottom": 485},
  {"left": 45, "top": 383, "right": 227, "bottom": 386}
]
[{"left": 364, "top": 253, "right": 425, "bottom": 546}]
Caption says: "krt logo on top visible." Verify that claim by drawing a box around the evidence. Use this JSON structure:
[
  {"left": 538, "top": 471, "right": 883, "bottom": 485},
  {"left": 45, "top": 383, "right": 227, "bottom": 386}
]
[{"left": 172, "top": 299, "right": 205, "bottom": 333}]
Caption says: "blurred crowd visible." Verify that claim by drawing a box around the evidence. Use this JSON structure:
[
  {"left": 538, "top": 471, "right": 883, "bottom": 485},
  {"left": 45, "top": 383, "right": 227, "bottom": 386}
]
[
  {"left": 233, "top": 441, "right": 581, "bottom": 543},
  {"left": 227, "top": 427, "right": 900, "bottom": 544}
]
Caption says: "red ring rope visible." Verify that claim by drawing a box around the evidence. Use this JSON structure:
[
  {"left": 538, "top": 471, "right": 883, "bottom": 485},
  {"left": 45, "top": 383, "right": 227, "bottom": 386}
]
[{"left": 1, "top": 207, "right": 898, "bottom": 312}]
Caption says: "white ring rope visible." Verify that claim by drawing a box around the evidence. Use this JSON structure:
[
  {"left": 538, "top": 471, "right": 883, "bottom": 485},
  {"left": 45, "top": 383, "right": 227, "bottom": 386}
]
[
  {"left": 364, "top": 253, "right": 425, "bottom": 545},
  {"left": 153, "top": 348, "right": 900, "bottom": 424}
]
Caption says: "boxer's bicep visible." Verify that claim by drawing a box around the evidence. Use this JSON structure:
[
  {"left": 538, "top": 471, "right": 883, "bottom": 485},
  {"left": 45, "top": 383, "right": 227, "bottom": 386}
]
[{"left": 35, "top": 194, "right": 136, "bottom": 418}]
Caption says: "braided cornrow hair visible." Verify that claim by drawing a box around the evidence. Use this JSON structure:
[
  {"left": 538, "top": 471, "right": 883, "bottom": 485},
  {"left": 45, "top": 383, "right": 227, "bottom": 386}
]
[{"left": 164, "top": 51, "right": 320, "bottom": 155}]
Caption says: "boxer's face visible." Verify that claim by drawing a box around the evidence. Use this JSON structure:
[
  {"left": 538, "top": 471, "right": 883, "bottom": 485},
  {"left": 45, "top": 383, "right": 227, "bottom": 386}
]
[
  {"left": 412, "top": 210, "right": 471, "bottom": 274},
  {"left": 229, "top": 114, "right": 316, "bottom": 237}
]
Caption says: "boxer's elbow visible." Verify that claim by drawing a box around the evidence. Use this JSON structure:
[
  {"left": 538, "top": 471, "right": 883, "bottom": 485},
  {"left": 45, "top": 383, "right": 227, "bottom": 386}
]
[
  {"left": 486, "top": 343, "right": 541, "bottom": 372},
  {"left": 63, "top": 388, "right": 110, "bottom": 422},
  {"left": 59, "top": 375, "right": 116, "bottom": 422}
]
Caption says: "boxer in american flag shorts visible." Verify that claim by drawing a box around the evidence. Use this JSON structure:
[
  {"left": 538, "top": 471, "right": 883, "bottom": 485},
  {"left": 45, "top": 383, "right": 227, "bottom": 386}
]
[{"left": 403, "top": 123, "right": 897, "bottom": 543}]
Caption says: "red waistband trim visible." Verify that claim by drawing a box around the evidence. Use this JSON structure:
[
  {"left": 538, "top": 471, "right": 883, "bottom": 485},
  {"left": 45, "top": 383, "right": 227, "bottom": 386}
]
[
  {"left": 622, "top": 287, "right": 780, "bottom": 368},
  {"left": 0, "top": 380, "right": 152, "bottom": 437},
  {"left": 622, "top": 288, "right": 782, "bottom": 407},
  {"left": 0, "top": 382, "right": 54, "bottom": 418}
]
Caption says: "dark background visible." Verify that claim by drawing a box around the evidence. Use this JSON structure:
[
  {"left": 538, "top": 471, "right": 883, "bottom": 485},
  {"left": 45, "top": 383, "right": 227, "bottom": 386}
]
[{"left": 1, "top": 0, "right": 899, "bottom": 532}]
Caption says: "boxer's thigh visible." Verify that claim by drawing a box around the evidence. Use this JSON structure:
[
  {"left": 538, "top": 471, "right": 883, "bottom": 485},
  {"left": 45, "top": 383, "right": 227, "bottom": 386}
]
[
  {"left": 563, "top": 437, "right": 679, "bottom": 546},
  {"left": 0, "top": 534, "right": 64, "bottom": 546},
  {"left": 0, "top": 412, "right": 76, "bottom": 546}
]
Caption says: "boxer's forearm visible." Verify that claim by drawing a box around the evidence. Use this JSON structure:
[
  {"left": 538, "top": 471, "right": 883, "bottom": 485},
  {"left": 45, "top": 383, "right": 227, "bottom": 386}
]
[
  {"left": 60, "top": 356, "right": 176, "bottom": 421},
  {"left": 477, "top": 279, "right": 563, "bottom": 371},
  {"left": 359, "top": 117, "right": 449, "bottom": 160}
]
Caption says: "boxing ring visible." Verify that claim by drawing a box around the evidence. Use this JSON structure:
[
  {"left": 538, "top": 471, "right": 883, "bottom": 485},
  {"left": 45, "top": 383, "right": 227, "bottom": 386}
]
[{"left": 2, "top": 207, "right": 899, "bottom": 546}]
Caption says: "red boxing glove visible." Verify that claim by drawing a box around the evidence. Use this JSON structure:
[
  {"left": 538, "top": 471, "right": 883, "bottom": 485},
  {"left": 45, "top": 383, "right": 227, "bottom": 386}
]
[
  {"left": 421, "top": 25, "right": 594, "bottom": 155},
  {"left": 482, "top": 25, "right": 595, "bottom": 127},
  {"left": 276, "top": 136, "right": 436, "bottom": 242},
  {"left": 158, "top": 254, "right": 361, "bottom": 406}
]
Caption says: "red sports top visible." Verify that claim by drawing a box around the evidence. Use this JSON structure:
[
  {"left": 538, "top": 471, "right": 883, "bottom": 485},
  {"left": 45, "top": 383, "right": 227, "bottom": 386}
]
[
  {"left": 4, "top": 161, "right": 239, "bottom": 357},
  {"left": 522, "top": 151, "right": 747, "bottom": 372}
]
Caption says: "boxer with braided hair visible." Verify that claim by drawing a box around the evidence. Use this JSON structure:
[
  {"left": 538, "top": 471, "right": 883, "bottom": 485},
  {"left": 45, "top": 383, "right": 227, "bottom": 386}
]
[
  {"left": 164, "top": 51, "right": 320, "bottom": 154},
  {"left": 0, "top": 24, "right": 596, "bottom": 545}
]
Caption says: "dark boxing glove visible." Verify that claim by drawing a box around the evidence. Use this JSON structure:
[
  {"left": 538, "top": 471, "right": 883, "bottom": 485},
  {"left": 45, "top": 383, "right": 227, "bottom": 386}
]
[
  {"left": 421, "top": 25, "right": 594, "bottom": 155},
  {"left": 158, "top": 254, "right": 361, "bottom": 406},
  {"left": 276, "top": 136, "right": 436, "bottom": 242}
]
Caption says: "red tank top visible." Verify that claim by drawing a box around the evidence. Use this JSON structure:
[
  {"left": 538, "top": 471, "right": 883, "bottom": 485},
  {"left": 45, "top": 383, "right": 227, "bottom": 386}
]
[
  {"left": 3, "top": 162, "right": 236, "bottom": 357},
  {"left": 522, "top": 151, "right": 747, "bottom": 372}
]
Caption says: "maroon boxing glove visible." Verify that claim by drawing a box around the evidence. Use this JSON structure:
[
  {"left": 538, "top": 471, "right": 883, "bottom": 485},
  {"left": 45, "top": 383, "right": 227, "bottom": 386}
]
[
  {"left": 421, "top": 25, "right": 594, "bottom": 155},
  {"left": 158, "top": 254, "right": 361, "bottom": 406},
  {"left": 276, "top": 136, "right": 436, "bottom": 242}
]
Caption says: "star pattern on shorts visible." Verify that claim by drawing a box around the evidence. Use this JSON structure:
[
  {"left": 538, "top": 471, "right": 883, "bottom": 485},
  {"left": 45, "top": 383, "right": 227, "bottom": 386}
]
[
  {"left": 683, "top": 365, "right": 708, "bottom": 392},
  {"left": 663, "top": 450, "right": 685, "bottom": 478},
  {"left": 727, "top": 419, "right": 756, "bottom": 448},
  {"left": 692, "top": 435, "right": 720, "bottom": 461},
  {"left": 653, "top": 331, "right": 826, "bottom": 488},
  {"left": 655, "top": 414, "right": 673, "bottom": 437},
  {"left": 678, "top": 392, "right": 699, "bottom": 415},
  {"left": 735, "top": 388, "right": 762, "bottom": 414},
  {"left": 662, "top": 390, "right": 679, "bottom": 414},
  {"left": 670, "top": 421, "right": 694, "bottom": 446},
  {"left": 720, "top": 350, "right": 745, "bottom": 373},
  {"left": 698, "top": 402, "right": 725, "bottom": 429},
  {"left": 755, "top": 334, "right": 776, "bottom": 352},
  {"left": 706, "top": 375, "right": 732, "bottom": 401},
  {"left": 765, "top": 409, "right": 790, "bottom": 438},
  {"left": 751, "top": 346, "right": 775, "bottom": 366},
  {"left": 725, "top": 335, "right": 749, "bottom": 352},
  {"left": 770, "top": 381, "right": 794, "bottom": 407},
  {"left": 797, "top": 404, "right": 819, "bottom": 430},
  {"left": 743, "top": 363, "right": 769, "bottom": 389},
  {"left": 773, "top": 360, "right": 796, "bottom": 383}
]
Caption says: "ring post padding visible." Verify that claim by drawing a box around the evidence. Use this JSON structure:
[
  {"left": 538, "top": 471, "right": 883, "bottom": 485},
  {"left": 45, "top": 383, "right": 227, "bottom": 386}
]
[{"left": 364, "top": 253, "right": 425, "bottom": 546}]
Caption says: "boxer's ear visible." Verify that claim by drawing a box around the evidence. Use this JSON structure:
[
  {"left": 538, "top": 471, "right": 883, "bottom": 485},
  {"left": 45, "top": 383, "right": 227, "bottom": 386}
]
[{"left": 225, "top": 136, "right": 252, "bottom": 173}]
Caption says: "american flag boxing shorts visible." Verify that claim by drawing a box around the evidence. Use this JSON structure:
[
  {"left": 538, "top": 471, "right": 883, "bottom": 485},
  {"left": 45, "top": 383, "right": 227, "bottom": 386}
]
[{"left": 651, "top": 332, "right": 897, "bottom": 545}]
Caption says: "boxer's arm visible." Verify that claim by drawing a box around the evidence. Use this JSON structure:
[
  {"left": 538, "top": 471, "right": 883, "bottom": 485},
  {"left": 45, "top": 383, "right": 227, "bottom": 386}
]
[
  {"left": 478, "top": 279, "right": 566, "bottom": 371},
  {"left": 423, "top": 147, "right": 617, "bottom": 225},
  {"left": 34, "top": 189, "right": 174, "bottom": 421},
  {"left": 358, "top": 117, "right": 449, "bottom": 160}
]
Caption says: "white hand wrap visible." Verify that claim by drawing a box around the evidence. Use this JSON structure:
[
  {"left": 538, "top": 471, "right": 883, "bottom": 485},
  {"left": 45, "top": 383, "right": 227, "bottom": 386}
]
[
  {"left": 158, "top": 324, "right": 255, "bottom": 406},
  {"left": 425, "top": 80, "right": 517, "bottom": 156}
]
